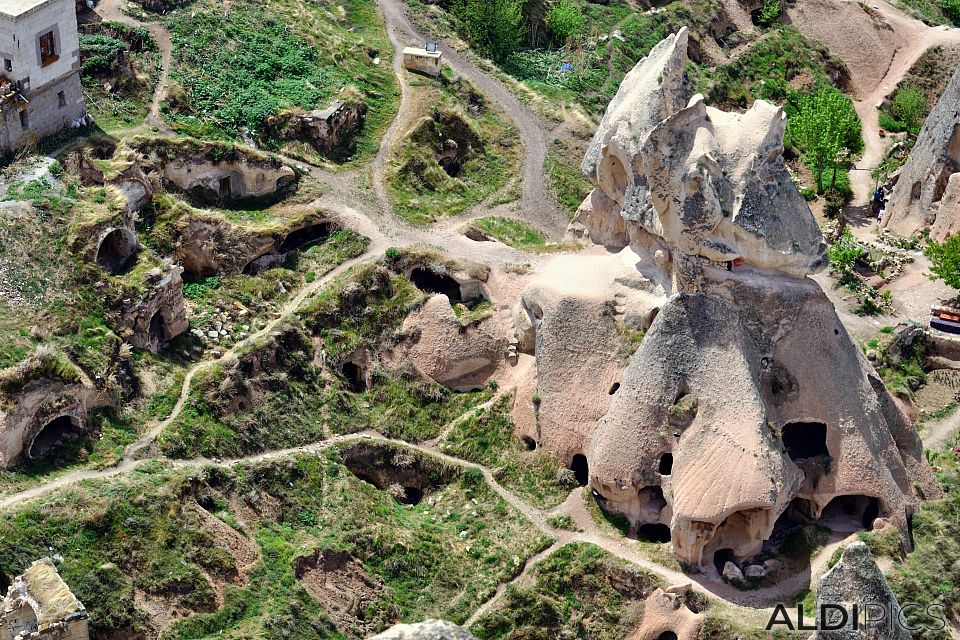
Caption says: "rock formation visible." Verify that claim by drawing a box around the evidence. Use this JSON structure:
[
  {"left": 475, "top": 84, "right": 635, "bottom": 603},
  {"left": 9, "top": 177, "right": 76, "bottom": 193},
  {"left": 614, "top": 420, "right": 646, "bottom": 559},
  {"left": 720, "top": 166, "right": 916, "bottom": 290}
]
[
  {"left": 269, "top": 95, "right": 368, "bottom": 155},
  {"left": 109, "top": 260, "right": 189, "bottom": 353},
  {"left": 810, "top": 541, "right": 911, "bottom": 639},
  {"left": 0, "top": 558, "right": 89, "bottom": 640},
  {"left": 367, "top": 620, "right": 476, "bottom": 640},
  {"left": 0, "top": 350, "right": 95, "bottom": 469},
  {"left": 882, "top": 65, "right": 960, "bottom": 240},
  {"left": 628, "top": 584, "right": 705, "bottom": 640},
  {"left": 521, "top": 28, "right": 939, "bottom": 570}
]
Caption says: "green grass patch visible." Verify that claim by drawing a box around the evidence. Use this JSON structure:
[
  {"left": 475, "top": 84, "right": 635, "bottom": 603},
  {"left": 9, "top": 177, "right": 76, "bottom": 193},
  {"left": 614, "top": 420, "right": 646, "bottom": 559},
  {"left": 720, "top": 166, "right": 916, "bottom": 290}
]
[
  {"left": 441, "top": 396, "right": 574, "bottom": 509},
  {"left": 470, "top": 216, "right": 547, "bottom": 249},
  {"left": 545, "top": 139, "right": 592, "bottom": 218}
]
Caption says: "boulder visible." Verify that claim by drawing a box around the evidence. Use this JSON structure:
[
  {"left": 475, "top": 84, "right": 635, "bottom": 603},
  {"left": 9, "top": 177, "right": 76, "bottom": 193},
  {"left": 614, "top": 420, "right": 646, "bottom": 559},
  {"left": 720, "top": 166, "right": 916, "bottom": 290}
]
[
  {"left": 722, "top": 561, "right": 744, "bottom": 582},
  {"left": 809, "top": 541, "right": 911, "bottom": 639},
  {"left": 883, "top": 65, "right": 960, "bottom": 240}
]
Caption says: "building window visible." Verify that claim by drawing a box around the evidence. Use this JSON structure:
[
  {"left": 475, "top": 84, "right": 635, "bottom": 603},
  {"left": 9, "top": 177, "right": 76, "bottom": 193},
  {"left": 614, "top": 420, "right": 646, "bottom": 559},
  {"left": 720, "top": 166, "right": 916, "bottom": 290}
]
[
  {"left": 57, "top": 90, "right": 65, "bottom": 108},
  {"left": 39, "top": 31, "right": 57, "bottom": 67},
  {"left": 3, "top": 59, "right": 11, "bottom": 73},
  {"left": 19, "top": 109, "right": 28, "bottom": 129}
]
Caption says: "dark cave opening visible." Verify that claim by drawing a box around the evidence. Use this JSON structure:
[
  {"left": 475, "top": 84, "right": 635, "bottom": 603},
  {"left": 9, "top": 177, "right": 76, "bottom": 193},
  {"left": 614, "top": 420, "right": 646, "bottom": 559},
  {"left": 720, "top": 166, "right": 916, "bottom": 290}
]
[
  {"left": 95, "top": 228, "right": 137, "bottom": 275},
  {"left": 658, "top": 452, "right": 673, "bottom": 475},
  {"left": 521, "top": 436, "right": 536, "bottom": 451},
  {"left": 637, "top": 523, "right": 672, "bottom": 543},
  {"left": 658, "top": 632, "right": 679, "bottom": 640},
  {"left": 342, "top": 362, "right": 366, "bottom": 392},
  {"left": 29, "top": 415, "right": 83, "bottom": 460},
  {"left": 279, "top": 223, "right": 332, "bottom": 253},
  {"left": 609, "top": 382, "right": 620, "bottom": 395},
  {"left": 409, "top": 267, "right": 462, "bottom": 302},
  {"left": 713, "top": 548, "right": 736, "bottom": 574},
  {"left": 781, "top": 421, "right": 829, "bottom": 461},
  {"left": 820, "top": 495, "right": 881, "bottom": 533},
  {"left": 570, "top": 454, "right": 589, "bottom": 487}
]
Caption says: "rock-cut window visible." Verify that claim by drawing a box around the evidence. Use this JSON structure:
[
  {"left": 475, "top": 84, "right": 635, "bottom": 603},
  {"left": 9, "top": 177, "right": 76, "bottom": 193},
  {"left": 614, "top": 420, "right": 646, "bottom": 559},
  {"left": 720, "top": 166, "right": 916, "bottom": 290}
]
[{"left": 39, "top": 31, "right": 57, "bottom": 67}]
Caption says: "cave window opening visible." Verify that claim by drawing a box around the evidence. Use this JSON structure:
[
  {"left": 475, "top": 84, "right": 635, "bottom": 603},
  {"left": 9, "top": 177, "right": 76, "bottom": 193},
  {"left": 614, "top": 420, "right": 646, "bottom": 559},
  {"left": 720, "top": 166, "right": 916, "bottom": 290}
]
[
  {"left": 28, "top": 415, "right": 82, "bottom": 460},
  {"left": 521, "top": 436, "right": 536, "bottom": 451},
  {"left": 609, "top": 382, "right": 620, "bottom": 395},
  {"left": 409, "top": 267, "right": 463, "bottom": 303},
  {"left": 570, "top": 454, "right": 589, "bottom": 487},
  {"left": 658, "top": 632, "right": 679, "bottom": 640},
  {"left": 219, "top": 176, "right": 232, "bottom": 198},
  {"left": 342, "top": 362, "right": 366, "bottom": 392},
  {"left": 781, "top": 421, "right": 829, "bottom": 461},
  {"left": 637, "top": 523, "right": 671, "bottom": 543},
  {"left": 279, "top": 223, "right": 332, "bottom": 253},
  {"left": 95, "top": 228, "right": 136, "bottom": 275},
  {"left": 713, "top": 548, "right": 735, "bottom": 574},
  {"left": 658, "top": 452, "right": 673, "bottom": 475}
]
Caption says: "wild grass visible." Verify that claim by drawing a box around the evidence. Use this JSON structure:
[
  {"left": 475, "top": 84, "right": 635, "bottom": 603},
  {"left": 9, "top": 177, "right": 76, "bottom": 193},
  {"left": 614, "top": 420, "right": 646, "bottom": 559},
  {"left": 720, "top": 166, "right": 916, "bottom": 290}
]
[
  {"left": 470, "top": 216, "right": 547, "bottom": 248},
  {"left": 544, "top": 139, "right": 592, "bottom": 218}
]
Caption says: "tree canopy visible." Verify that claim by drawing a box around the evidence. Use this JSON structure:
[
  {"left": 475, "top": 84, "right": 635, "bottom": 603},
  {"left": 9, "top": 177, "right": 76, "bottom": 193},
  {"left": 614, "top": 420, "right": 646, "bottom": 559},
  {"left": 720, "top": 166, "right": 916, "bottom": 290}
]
[
  {"left": 450, "top": 0, "right": 526, "bottom": 62},
  {"left": 545, "top": 0, "right": 585, "bottom": 44},
  {"left": 787, "top": 85, "right": 862, "bottom": 194},
  {"left": 926, "top": 235, "right": 960, "bottom": 290}
]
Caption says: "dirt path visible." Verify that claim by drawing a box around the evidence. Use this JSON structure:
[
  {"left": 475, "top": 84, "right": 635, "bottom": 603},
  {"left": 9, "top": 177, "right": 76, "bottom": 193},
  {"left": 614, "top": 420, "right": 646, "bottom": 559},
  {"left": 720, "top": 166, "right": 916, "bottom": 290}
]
[
  {"left": 90, "top": 0, "right": 175, "bottom": 134},
  {"left": 846, "top": 0, "right": 960, "bottom": 221},
  {"left": 374, "top": 0, "right": 568, "bottom": 238}
]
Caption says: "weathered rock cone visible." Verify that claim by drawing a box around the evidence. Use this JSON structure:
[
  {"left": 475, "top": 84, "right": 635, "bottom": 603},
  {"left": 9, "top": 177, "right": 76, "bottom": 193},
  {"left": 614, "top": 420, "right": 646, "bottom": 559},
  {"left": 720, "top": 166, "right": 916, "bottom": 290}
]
[
  {"left": 523, "top": 28, "right": 939, "bottom": 570},
  {"left": 883, "top": 65, "right": 960, "bottom": 241}
]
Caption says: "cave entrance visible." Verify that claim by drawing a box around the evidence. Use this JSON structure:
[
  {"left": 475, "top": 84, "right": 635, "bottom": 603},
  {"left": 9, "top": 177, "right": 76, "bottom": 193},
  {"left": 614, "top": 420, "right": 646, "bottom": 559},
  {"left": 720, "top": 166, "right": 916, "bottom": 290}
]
[
  {"left": 28, "top": 415, "right": 82, "bottom": 460},
  {"left": 279, "top": 223, "right": 332, "bottom": 253},
  {"left": 570, "top": 454, "right": 589, "bottom": 487},
  {"left": 219, "top": 176, "right": 232, "bottom": 199},
  {"left": 713, "top": 548, "right": 735, "bottom": 574},
  {"left": 0, "top": 571, "right": 8, "bottom": 592},
  {"left": 409, "top": 268, "right": 462, "bottom": 303},
  {"left": 609, "top": 382, "right": 620, "bottom": 395},
  {"left": 658, "top": 452, "right": 673, "bottom": 475},
  {"left": 820, "top": 495, "right": 881, "bottom": 533},
  {"left": 149, "top": 309, "right": 168, "bottom": 343},
  {"left": 342, "top": 362, "right": 366, "bottom": 392},
  {"left": 781, "top": 421, "right": 829, "bottom": 461},
  {"left": 521, "top": 436, "right": 536, "bottom": 451},
  {"left": 95, "top": 228, "right": 137, "bottom": 275},
  {"left": 658, "top": 633, "right": 679, "bottom": 640},
  {"left": 399, "top": 486, "right": 422, "bottom": 505},
  {"left": 637, "top": 523, "right": 672, "bottom": 543}
]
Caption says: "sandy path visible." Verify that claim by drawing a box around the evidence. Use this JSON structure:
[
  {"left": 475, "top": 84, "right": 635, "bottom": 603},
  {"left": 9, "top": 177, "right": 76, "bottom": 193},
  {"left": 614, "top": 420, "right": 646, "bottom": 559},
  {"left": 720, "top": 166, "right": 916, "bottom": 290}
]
[
  {"left": 374, "top": 0, "right": 568, "bottom": 238},
  {"left": 90, "top": 0, "right": 175, "bottom": 134},
  {"left": 847, "top": 0, "right": 960, "bottom": 216}
]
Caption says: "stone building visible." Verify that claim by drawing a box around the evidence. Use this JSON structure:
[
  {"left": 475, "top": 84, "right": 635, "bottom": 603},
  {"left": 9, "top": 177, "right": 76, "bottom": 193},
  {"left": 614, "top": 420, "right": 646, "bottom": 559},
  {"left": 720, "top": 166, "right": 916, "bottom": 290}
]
[
  {"left": 1, "top": 558, "right": 89, "bottom": 640},
  {"left": 402, "top": 46, "right": 442, "bottom": 76},
  {"left": 0, "top": 0, "right": 86, "bottom": 153}
]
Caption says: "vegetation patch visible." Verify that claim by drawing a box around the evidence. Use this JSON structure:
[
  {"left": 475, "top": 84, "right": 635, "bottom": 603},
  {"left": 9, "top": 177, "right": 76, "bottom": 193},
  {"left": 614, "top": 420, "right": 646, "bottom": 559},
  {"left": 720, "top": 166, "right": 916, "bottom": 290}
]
[
  {"left": 162, "top": 0, "right": 398, "bottom": 163},
  {"left": 387, "top": 76, "right": 521, "bottom": 224},
  {"left": 441, "top": 395, "right": 573, "bottom": 509},
  {"left": 79, "top": 21, "right": 160, "bottom": 130},
  {"left": 544, "top": 138, "right": 593, "bottom": 218},
  {"left": 469, "top": 216, "right": 547, "bottom": 249},
  {"left": 471, "top": 542, "right": 662, "bottom": 640}
]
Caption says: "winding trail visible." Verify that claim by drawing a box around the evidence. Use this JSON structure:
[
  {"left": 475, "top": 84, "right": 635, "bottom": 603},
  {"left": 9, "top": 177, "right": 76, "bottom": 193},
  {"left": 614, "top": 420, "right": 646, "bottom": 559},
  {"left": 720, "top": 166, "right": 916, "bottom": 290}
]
[
  {"left": 846, "top": 0, "right": 960, "bottom": 230},
  {"left": 7, "top": 0, "right": 960, "bottom": 630},
  {"left": 373, "top": 0, "right": 568, "bottom": 238}
]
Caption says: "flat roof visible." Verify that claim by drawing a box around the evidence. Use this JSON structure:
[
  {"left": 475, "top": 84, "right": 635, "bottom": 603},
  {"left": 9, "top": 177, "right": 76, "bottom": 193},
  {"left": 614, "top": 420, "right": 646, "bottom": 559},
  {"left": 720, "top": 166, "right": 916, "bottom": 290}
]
[
  {"left": 0, "top": 0, "right": 63, "bottom": 22},
  {"left": 402, "top": 47, "right": 441, "bottom": 59}
]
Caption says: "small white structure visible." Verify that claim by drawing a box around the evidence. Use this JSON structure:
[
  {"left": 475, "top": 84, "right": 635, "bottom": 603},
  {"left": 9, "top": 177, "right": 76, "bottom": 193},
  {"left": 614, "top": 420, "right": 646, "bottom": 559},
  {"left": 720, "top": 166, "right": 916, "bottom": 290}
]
[
  {"left": 402, "top": 46, "right": 442, "bottom": 77},
  {"left": 0, "top": 0, "right": 86, "bottom": 153}
]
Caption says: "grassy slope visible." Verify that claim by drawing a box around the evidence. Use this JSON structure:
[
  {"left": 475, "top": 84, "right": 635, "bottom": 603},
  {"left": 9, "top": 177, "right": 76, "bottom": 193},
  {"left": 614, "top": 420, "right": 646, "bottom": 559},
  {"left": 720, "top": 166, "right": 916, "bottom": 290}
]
[
  {"left": 387, "top": 74, "right": 522, "bottom": 225},
  {"left": 162, "top": 0, "right": 398, "bottom": 165},
  {"left": 0, "top": 447, "right": 551, "bottom": 639}
]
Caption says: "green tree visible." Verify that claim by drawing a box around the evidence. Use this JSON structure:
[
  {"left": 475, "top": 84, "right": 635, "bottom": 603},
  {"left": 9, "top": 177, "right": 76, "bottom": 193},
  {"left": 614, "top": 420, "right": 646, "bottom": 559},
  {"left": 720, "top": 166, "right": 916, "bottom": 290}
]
[
  {"left": 926, "top": 235, "right": 960, "bottom": 289},
  {"left": 942, "top": 0, "right": 960, "bottom": 25},
  {"left": 892, "top": 85, "right": 928, "bottom": 134},
  {"left": 545, "top": 0, "right": 585, "bottom": 44},
  {"left": 450, "top": 0, "right": 526, "bottom": 62},
  {"left": 788, "top": 85, "right": 862, "bottom": 194}
]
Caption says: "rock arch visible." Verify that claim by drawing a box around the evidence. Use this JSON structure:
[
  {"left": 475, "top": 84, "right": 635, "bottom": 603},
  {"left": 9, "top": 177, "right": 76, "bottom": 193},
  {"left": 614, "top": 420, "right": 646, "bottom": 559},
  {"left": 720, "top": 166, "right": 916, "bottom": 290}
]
[
  {"left": 409, "top": 268, "right": 464, "bottom": 303},
  {"left": 28, "top": 415, "right": 83, "bottom": 460},
  {"left": 95, "top": 228, "right": 138, "bottom": 274}
]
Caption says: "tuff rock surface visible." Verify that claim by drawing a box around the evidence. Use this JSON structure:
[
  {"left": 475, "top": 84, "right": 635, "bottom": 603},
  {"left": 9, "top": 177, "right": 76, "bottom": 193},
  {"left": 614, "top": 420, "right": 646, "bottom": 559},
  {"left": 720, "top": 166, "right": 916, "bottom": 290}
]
[
  {"left": 810, "top": 542, "right": 912, "bottom": 639},
  {"left": 521, "top": 29, "right": 939, "bottom": 569},
  {"left": 883, "top": 65, "right": 960, "bottom": 240}
]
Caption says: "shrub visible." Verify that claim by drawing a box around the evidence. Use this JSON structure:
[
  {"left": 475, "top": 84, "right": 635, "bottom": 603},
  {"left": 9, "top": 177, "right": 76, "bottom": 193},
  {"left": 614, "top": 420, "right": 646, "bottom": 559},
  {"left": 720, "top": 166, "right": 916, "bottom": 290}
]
[
  {"left": 926, "top": 234, "right": 960, "bottom": 290},
  {"left": 756, "top": 0, "right": 782, "bottom": 26},
  {"left": 545, "top": 0, "right": 585, "bottom": 44},
  {"left": 449, "top": 0, "right": 526, "bottom": 62},
  {"left": 892, "top": 85, "right": 928, "bottom": 133}
]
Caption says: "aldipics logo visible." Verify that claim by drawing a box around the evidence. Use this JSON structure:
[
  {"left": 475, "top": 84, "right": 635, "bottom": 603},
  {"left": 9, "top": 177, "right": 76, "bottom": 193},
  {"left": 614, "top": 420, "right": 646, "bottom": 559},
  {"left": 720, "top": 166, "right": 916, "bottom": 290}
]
[{"left": 765, "top": 603, "right": 947, "bottom": 633}]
